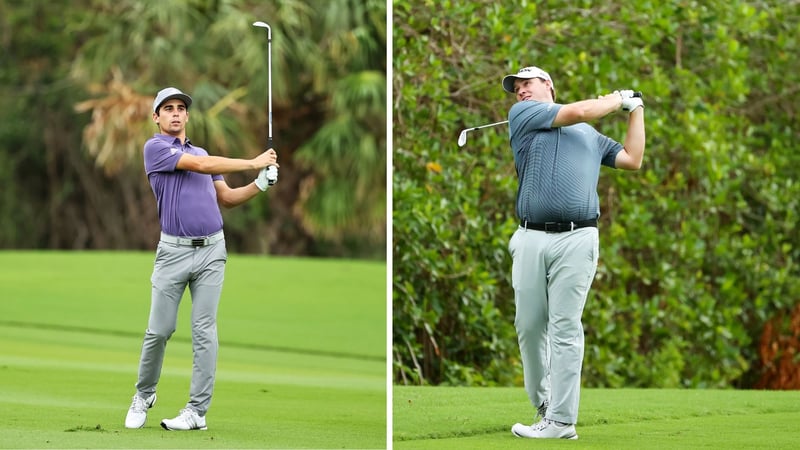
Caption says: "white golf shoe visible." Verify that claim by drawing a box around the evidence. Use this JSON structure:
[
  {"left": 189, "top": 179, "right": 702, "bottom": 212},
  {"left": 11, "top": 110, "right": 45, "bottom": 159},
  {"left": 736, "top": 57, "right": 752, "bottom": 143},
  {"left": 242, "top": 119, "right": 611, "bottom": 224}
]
[
  {"left": 160, "top": 408, "right": 208, "bottom": 431},
  {"left": 512, "top": 418, "right": 578, "bottom": 439},
  {"left": 125, "top": 393, "right": 157, "bottom": 429}
]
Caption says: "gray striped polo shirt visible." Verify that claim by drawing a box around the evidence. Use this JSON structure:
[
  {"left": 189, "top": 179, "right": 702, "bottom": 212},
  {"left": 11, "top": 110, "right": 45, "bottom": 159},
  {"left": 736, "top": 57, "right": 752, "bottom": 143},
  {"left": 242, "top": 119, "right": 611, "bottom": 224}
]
[{"left": 508, "top": 100, "right": 623, "bottom": 223}]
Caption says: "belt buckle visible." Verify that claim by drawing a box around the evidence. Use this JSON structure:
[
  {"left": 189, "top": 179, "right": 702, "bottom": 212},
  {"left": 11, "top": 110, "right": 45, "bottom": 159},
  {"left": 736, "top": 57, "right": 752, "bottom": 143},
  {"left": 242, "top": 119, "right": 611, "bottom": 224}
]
[
  {"left": 191, "top": 238, "right": 206, "bottom": 247},
  {"left": 544, "top": 222, "right": 557, "bottom": 232}
]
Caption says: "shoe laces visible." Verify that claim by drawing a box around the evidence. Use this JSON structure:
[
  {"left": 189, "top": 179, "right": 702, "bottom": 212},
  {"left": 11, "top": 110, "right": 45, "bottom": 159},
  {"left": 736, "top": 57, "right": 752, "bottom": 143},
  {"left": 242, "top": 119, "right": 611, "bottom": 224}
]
[
  {"left": 178, "top": 408, "right": 198, "bottom": 422},
  {"left": 531, "top": 419, "right": 551, "bottom": 431},
  {"left": 129, "top": 395, "right": 148, "bottom": 413}
]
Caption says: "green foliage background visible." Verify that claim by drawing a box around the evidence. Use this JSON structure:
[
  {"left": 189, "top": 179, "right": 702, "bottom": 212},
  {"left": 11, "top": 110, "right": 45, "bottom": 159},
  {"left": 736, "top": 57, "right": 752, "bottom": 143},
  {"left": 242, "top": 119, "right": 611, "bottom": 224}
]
[{"left": 392, "top": 0, "right": 800, "bottom": 388}]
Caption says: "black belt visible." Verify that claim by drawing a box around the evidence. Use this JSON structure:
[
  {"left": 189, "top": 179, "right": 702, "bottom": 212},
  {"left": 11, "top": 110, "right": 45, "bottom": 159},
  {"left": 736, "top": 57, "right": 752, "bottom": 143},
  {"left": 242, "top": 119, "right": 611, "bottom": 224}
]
[{"left": 520, "top": 219, "right": 597, "bottom": 233}]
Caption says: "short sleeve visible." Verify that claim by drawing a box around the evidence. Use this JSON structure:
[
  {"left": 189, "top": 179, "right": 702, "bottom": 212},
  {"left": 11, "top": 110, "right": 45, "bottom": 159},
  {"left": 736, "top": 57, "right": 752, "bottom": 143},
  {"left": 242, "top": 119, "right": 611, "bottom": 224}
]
[{"left": 144, "top": 139, "right": 182, "bottom": 175}]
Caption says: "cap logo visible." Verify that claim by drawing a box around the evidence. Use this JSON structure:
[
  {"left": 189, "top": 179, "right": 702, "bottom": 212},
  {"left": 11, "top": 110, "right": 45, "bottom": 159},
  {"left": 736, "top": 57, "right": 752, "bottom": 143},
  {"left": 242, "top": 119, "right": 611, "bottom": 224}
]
[
  {"left": 501, "top": 66, "right": 556, "bottom": 98},
  {"left": 517, "top": 67, "right": 550, "bottom": 80}
]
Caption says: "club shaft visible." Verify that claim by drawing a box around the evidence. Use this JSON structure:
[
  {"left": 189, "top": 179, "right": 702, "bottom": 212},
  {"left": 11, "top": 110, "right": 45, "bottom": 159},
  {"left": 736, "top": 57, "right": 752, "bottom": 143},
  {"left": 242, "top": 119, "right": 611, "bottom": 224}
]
[
  {"left": 268, "top": 31, "right": 272, "bottom": 143},
  {"left": 467, "top": 120, "right": 509, "bottom": 132},
  {"left": 254, "top": 21, "right": 273, "bottom": 147}
]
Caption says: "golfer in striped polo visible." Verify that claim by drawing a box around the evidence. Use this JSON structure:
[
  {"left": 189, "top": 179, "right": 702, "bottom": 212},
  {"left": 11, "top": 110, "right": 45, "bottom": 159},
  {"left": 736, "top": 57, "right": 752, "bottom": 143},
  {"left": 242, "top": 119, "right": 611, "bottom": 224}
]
[
  {"left": 124, "top": 87, "right": 279, "bottom": 431},
  {"left": 503, "top": 67, "right": 646, "bottom": 439}
]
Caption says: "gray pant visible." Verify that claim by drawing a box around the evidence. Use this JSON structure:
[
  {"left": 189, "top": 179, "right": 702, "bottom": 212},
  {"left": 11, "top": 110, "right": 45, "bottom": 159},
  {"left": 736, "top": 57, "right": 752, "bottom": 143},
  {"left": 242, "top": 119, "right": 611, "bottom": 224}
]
[
  {"left": 509, "top": 226, "right": 598, "bottom": 424},
  {"left": 135, "top": 239, "right": 227, "bottom": 416}
]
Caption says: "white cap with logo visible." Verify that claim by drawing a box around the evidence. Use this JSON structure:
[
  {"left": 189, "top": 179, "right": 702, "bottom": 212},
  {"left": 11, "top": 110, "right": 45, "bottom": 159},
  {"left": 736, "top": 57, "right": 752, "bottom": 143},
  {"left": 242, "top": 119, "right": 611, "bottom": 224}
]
[{"left": 502, "top": 66, "right": 556, "bottom": 100}]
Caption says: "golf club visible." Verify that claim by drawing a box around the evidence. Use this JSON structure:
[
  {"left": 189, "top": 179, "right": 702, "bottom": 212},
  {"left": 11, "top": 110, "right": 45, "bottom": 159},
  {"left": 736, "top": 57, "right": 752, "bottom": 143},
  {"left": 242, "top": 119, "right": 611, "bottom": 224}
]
[
  {"left": 253, "top": 20, "right": 277, "bottom": 184},
  {"left": 457, "top": 91, "right": 643, "bottom": 147},
  {"left": 457, "top": 120, "right": 509, "bottom": 147}
]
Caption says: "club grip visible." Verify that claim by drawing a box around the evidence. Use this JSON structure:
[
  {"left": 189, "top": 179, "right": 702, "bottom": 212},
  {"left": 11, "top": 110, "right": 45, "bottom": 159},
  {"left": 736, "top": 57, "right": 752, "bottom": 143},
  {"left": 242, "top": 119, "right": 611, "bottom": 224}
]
[
  {"left": 266, "top": 137, "right": 277, "bottom": 186},
  {"left": 633, "top": 91, "right": 643, "bottom": 98}
]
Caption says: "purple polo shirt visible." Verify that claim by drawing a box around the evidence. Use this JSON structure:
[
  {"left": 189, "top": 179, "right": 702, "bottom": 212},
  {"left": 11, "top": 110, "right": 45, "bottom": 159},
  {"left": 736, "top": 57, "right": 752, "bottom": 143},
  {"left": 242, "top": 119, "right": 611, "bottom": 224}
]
[{"left": 143, "top": 134, "right": 224, "bottom": 237}]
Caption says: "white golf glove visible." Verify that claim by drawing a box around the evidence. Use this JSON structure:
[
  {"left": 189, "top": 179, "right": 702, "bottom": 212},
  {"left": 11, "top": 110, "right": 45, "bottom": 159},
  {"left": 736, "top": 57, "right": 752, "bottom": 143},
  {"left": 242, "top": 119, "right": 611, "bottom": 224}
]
[
  {"left": 254, "top": 166, "right": 279, "bottom": 191},
  {"left": 622, "top": 96, "right": 644, "bottom": 112},
  {"left": 266, "top": 165, "right": 278, "bottom": 185},
  {"left": 619, "top": 90, "right": 644, "bottom": 112}
]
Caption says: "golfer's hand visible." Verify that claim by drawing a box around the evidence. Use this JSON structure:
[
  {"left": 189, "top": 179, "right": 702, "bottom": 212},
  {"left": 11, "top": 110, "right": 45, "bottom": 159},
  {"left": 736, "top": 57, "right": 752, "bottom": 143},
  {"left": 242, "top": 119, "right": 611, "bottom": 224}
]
[
  {"left": 253, "top": 149, "right": 279, "bottom": 170},
  {"left": 265, "top": 165, "right": 278, "bottom": 186},
  {"left": 254, "top": 168, "right": 270, "bottom": 191},
  {"left": 622, "top": 95, "right": 644, "bottom": 112},
  {"left": 254, "top": 166, "right": 278, "bottom": 191}
]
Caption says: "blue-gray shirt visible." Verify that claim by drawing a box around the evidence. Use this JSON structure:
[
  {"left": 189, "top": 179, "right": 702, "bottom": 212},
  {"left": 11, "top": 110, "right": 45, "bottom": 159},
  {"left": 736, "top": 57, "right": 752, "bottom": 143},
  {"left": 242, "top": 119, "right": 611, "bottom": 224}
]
[{"left": 508, "top": 100, "right": 623, "bottom": 223}]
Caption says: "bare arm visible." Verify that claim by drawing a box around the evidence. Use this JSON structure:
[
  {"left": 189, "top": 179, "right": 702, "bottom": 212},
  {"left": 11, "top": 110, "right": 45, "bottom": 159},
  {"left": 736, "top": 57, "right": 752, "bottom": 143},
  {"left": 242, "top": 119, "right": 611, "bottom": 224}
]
[
  {"left": 615, "top": 107, "right": 646, "bottom": 170},
  {"left": 552, "top": 92, "right": 622, "bottom": 127},
  {"left": 214, "top": 179, "right": 263, "bottom": 209},
  {"left": 176, "top": 149, "right": 278, "bottom": 174}
]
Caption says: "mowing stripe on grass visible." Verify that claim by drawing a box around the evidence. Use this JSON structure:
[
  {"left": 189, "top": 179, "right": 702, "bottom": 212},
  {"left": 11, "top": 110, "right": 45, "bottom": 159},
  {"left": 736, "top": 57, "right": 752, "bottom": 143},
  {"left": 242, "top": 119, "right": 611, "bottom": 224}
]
[
  {"left": 0, "top": 251, "right": 386, "bottom": 360},
  {"left": 0, "top": 320, "right": 383, "bottom": 362}
]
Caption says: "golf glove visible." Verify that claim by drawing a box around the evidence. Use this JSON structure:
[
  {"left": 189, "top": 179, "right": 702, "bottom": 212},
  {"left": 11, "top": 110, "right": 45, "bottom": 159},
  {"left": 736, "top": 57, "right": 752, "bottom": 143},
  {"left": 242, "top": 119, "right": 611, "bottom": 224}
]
[
  {"left": 618, "top": 89, "right": 643, "bottom": 111},
  {"left": 622, "top": 96, "right": 644, "bottom": 112},
  {"left": 255, "top": 166, "right": 279, "bottom": 191},
  {"left": 266, "top": 165, "right": 278, "bottom": 185}
]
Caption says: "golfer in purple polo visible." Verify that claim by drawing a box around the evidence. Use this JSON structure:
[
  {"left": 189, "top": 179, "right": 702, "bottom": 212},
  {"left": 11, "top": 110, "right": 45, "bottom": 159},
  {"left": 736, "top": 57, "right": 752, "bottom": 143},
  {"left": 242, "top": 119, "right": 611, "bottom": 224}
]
[{"left": 124, "top": 87, "right": 279, "bottom": 431}]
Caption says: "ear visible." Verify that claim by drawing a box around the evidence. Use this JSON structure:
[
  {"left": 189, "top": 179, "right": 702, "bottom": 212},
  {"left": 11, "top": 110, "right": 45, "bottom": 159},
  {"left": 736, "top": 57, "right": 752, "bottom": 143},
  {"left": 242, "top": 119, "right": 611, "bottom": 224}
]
[
  {"left": 152, "top": 112, "right": 158, "bottom": 122},
  {"left": 546, "top": 81, "right": 556, "bottom": 101}
]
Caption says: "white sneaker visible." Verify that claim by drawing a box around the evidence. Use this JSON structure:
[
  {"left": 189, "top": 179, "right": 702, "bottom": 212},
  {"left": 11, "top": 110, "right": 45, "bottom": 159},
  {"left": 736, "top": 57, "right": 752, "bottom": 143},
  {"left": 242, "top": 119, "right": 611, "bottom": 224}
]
[
  {"left": 160, "top": 408, "right": 208, "bottom": 431},
  {"left": 512, "top": 419, "right": 578, "bottom": 439},
  {"left": 125, "top": 393, "right": 157, "bottom": 429}
]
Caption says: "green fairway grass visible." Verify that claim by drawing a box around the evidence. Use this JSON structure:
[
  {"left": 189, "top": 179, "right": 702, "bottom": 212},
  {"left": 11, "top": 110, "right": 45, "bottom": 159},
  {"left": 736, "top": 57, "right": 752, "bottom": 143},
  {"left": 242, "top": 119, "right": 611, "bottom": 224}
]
[
  {"left": 0, "top": 251, "right": 386, "bottom": 449},
  {"left": 393, "top": 386, "right": 800, "bottom": 449}
]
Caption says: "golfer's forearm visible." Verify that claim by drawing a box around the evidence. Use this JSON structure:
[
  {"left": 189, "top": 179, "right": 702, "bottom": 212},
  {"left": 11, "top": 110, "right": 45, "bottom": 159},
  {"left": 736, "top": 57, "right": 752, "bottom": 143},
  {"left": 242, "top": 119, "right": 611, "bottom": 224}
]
[
  {"left": 615, "top": 109, "right": 645, "bottom": 170},
  {"left": 178, "top": 155, "right": 257, "bottom": 174},
  {"left": 553, "top": 97, "right": 619, "bottom": 126},
  {"left": 218, "top": 183, "right": 262, "bottom": 209},
  {"left": 623, "top": 109, "right": 645, "bottom": 160}
]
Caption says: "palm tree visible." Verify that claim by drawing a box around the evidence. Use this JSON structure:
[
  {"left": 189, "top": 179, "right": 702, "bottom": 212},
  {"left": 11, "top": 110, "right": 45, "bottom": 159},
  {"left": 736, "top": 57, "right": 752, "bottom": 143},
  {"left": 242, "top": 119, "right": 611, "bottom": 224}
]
[
  {"left": 69, "top": 0, "right": 387, "bottom": 257},
  {"left": 294, "top": 0, "right": 387, "bottom": 248}
]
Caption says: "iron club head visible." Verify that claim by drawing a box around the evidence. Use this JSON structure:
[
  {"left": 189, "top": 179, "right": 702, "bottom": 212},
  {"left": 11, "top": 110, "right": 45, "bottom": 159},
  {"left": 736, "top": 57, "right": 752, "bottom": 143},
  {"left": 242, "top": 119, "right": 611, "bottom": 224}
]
[
  {"left": 253, "top": 21, "right": 271, "bottom": 39},
  {"left": 457, "top": 130, "right": 468, "bottom": 147},
  {"left": 456, "top": 120, "right": 509, "bottom": 147}
]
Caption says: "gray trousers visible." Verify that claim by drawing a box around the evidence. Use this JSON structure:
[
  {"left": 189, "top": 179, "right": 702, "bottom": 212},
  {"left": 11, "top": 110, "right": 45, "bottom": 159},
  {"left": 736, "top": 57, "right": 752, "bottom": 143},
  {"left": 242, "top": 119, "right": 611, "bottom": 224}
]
[
  {"left": 135, "top": 239, "right": 227, "bottom": 416},
  {"left": 509, "top": 226, "right": 598, "bottom": 424}
]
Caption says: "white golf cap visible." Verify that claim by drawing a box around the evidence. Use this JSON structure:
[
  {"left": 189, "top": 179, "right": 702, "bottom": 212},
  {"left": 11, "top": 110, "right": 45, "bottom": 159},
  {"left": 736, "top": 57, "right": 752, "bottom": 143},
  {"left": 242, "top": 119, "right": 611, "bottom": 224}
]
[
  {"left": 153, "top": 87, "right": 193, "bottom": 113},
  {"left": 502, "top": 66, "right": 555, "bottom": 99}
]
